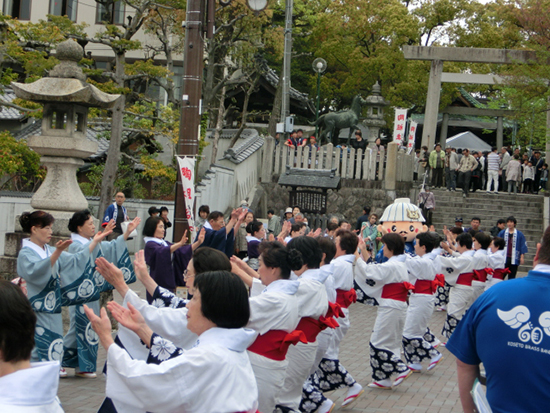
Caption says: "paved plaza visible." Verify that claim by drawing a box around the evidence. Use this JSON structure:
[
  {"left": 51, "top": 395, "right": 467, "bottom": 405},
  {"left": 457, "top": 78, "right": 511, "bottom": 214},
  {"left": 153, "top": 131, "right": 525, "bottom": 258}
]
[{"left": 57, "top": 276, "right": 472, "bottom": 413}]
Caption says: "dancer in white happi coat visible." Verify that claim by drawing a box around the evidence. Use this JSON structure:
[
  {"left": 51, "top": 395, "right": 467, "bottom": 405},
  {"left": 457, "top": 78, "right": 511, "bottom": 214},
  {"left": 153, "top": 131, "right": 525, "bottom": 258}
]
[
  {"left": 439, "top": 232, "right": 476, "bottom": 340},
  {"left": 470, "top": 232, "right": 492, "bottom": 305},
  {"left": 485, "top": 237, "right": 508, "bottom": 290},
  {"left": 84, "top": 270, "right": 259, "bottom": 413},
  {"left": 354, "top": 233, "right": 413, "bottom": 389},
  {"left": 276, "top": 236, "right": 332, "bottom": 412},
  {"left": 402, "top": 232, "right": 444, "bottom": 373},
  {"left": 300, "top": 237, "right": 343, "bottom": 413},
  {"left": 0, "top": 280, "right": 64, "bottom": 413},
  {"left": 315, "top": 230, "right": 363, "bottom": 408}
]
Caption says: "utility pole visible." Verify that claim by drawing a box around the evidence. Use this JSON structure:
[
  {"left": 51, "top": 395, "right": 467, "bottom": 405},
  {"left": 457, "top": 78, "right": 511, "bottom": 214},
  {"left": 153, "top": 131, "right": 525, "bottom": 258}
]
[
  {"left": 280, "top": 0, "right": 293, "bottom": 134},
  {"left": 173, "top": 0, "right": 207, "bottom": 242}
]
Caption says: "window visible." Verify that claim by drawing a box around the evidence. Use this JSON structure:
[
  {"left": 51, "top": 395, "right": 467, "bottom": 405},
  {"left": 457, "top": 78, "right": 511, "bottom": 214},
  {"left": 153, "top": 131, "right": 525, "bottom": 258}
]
[
  {"left": 96, "top": 0, "right": 124, "bottom": 25},
  {"left": 49, "top": 0, "right": 77, "bottom": 21},
  {"left": 3, "top": 0, "right": 31, "bottom": 20}
]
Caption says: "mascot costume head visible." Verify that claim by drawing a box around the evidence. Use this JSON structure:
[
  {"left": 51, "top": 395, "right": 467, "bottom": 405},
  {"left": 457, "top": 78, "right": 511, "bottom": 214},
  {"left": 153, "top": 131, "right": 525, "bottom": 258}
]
[{"left": 378, "top": 198, "right": 428, "bottom": 243}]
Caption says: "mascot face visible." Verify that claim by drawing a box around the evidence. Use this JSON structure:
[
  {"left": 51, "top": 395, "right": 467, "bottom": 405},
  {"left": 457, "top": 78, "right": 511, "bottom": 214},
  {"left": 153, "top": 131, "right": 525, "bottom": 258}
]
[
  {"left": 379, "top": 198, "right": 427, "bottom": 243},
  {"left": 380, "top": 220, "right": 425, "bottom": 243}
]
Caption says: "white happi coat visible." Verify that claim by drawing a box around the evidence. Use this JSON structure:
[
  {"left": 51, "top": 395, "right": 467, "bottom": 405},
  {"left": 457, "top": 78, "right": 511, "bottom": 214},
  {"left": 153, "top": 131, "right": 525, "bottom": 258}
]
[
  {"left": 355, "top": 255, "right": 409, "bottom": 356},
  {"left": 105, "top": 327, "right": 258, "bottom": 413},
  {"left": 485, "top": 249, "right": 506, "bottom": 290},
  {"left": 324, "top": 254, "right": 355, "bottom": 360},
  {"left": 247, "top": 278, "right": 300, "bottom": 413},
  {"left": 438, "top": 250, "right": 476, "bottom": 320},
  {"left": 278, "top": 269, "right": 329, "bottom": 410},
  {"left": 118, "top": 289, "right": 199, "bottom": 361},
  {"left": 470, "top": 249, "right": 489, "bottom": 305},
  {"left": 0, "top": 361, "right": 63, "bottom": 412},
  {"left": 402, "top": 251, "right": 439, "bottom": 339}
]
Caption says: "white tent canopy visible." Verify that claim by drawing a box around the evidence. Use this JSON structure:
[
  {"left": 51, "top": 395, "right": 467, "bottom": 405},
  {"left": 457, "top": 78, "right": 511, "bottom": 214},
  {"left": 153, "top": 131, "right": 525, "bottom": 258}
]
[{"left": 446, "top": 131, "right": 492, "bottom": 152}]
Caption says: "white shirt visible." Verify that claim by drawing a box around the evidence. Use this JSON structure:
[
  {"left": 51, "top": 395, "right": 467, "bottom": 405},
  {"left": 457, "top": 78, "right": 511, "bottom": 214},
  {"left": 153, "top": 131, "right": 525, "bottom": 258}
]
[
  {"left": 438, "top": 249, "right": 476, "bottom": 286},
  {"left": 107, "top": 327, "right": 258, "bottom": 413},
  {"left": 294, "top": 269, "right": 329, "bottom": 319},
  {"left": 332, "top": 254, "right": 355, "bottom": 291}
]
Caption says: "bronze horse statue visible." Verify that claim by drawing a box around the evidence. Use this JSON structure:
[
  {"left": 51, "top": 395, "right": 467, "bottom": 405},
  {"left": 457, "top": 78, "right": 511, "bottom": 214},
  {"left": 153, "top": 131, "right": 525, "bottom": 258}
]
[{"left": 314, "top": 95, "right": 366, "bottom": 146}]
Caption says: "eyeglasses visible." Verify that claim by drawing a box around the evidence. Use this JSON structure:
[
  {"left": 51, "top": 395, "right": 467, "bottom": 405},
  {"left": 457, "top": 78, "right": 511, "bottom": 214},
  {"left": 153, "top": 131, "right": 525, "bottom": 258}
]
[{"left": 183, "top": 269, "right": 195, "bottom": 282}]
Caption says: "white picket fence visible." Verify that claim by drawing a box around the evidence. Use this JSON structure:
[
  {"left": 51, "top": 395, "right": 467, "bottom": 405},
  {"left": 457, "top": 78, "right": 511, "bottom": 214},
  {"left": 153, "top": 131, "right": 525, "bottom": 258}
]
[{"left": 269, "top": 142, "right": 415, "bottom": 182}]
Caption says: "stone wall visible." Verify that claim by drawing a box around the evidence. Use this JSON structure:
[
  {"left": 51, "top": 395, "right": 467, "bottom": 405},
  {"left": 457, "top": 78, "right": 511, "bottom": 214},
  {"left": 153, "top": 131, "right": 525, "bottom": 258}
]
[{"left": 261, "top": 177, "right": 415, "bottom": 223}]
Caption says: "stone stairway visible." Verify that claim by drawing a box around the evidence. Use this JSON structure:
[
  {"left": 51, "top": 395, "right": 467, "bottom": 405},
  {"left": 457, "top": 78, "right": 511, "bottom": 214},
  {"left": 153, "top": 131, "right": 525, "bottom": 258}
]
[{"left": 429, "top": 188, "right": 545, "bottom": 273}]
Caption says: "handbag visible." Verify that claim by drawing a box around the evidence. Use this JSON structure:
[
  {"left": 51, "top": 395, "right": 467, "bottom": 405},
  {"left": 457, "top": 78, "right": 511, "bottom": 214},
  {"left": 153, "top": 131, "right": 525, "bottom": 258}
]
[{"left": 121, "top": 220, "right": 137, "bottom": 238}]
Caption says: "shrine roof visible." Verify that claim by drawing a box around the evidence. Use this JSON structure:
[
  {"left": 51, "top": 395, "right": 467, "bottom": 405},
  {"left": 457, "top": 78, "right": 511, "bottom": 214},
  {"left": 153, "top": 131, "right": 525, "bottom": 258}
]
[{"left": 278, "top": 167, "right": 341, "bottom": 189}]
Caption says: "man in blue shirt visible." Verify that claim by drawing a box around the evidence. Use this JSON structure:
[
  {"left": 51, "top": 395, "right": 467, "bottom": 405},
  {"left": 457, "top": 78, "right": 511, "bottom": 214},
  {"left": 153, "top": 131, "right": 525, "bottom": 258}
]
[{"left": 446, "top": 225, "right": 550, "bottom": 412}]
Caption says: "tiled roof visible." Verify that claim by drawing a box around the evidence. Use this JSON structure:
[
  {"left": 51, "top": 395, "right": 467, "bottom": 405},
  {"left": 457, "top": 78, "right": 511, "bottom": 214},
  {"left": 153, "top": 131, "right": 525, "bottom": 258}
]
[
  {"left": 218, "top": 129, "right": 265, "bottom": 164},
  {"left": 0, "top": 89, "right": 25, "bottom": 120}
]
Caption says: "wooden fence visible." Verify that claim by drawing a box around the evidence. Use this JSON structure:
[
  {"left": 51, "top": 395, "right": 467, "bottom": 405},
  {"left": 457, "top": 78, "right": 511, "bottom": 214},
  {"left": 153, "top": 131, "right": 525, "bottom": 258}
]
[{"left": 264, "top": 140, "right": 415, "bottom": 182}]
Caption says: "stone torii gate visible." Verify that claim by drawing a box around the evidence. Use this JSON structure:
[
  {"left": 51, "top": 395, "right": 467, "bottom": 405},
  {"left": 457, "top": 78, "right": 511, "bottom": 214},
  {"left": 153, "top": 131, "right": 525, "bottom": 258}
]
[{"left": 403, "top": 46, "right": 538, "bottom": 151}]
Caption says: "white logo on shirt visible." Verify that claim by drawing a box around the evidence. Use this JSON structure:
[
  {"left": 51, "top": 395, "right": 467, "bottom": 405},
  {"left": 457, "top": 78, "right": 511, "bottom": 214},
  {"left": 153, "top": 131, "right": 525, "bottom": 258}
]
[{"left": 498, "top": 306, "right": 550, "bottom": 345}]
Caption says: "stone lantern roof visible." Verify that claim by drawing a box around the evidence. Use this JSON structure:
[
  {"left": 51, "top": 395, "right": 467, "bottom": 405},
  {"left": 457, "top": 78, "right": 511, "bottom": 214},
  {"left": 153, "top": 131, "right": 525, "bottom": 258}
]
[
  {"left": 11, "top": 40, "right": 120, "bottom": 108},
  {"left": 364, "top": 82, "right": 390, "bottom": 108}
]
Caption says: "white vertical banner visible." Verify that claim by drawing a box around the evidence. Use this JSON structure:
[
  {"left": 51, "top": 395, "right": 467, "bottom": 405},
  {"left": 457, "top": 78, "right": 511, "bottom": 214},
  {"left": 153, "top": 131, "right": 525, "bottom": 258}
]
[
  {"left": 176, "top": 156, "right": 196, "bottom": 238},
  {"left": 407, "top": 121, "right": 418, "bottom": 154},
  {"left": 392, "top": 108, "right": 408, "bottom": 146}
]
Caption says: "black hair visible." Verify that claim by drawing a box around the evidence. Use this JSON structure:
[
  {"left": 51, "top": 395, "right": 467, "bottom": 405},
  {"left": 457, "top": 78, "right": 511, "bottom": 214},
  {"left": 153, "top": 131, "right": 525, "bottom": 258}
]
[
  {"left": 316, "top": 236, "right": 336, "bottom": 264},
  {"left": 68, "top": 209, "right": 92, "bottom": 233},
  {"left": 19, "top": 211, "right": 54, "bottom": 233},
  {"left": 544, "top": 163, "right": 548, "bottom": 168},
  {"left": 382, "top": 233, "right": 405, "bottom": 255},
  {"left": 290, "top": 223, "right": 303, "bottom": 234},
  {"left": 538, "top": 226, "right": 550, "bottom": 265},
  {"left": 259, "top": 241, "right": 303, "bottom": 279},
  {"left": 497, "top": 219, "right": 506, "bottom": 225},
  {"left": 450, "top": 227, "right": 464, "bottom": 236},
  {"left": 207, "top": 211, "right": 224, "bottom": 222},
  {"left": 297, "top": 129, "right": 303, "bottom": 133},
  {"left": 415, "top": 232, "right": 438, "bottom": 253},
  {"left": 267, "top": 209, "right": 275, "bottom": 215},
  {"left": 198, "top": 205, "right": 210, "bottom": 215},
  {"left": 492, "top": 146, "right": 497, "bottom": 151},
  {"left": 0, "top": 280, "right": 36, "bottom": 363},
  {"left": 193, "top": 247, "right": 232, "bottom": 274},
  {"left": 142, "top": 216, "right": 163, "bottom": 237},
  {"left": 159, "top": 206, "right": 169, "bottom": 213},
  {"left": 246, "top": 220, "right": 264, "bottom": 235},
  {"left": 327, "top": 222, "right": 339, "bottom": 232},
  {"left": 193, "top": 271, "right": 249, "bottom": 329},
  {"left": 355, "top": 129, "right": 362, "bottom": 136},
  {"left": 338, "top": 219, "right": 349, "bottom": 227},
  {"left": 506, "top": 216, "right": 517, "bottom": 226},
  {"left": 335, "top": 229, "right": 358, "bottom": 254},
  {"left": 363, "top": 206, "right": 370, "bottom": 215},
  {"left": 492, "top": 236, "right": 505, "bottom": 250},
  {"left": 456, "top": 232, "right": 473, "bottom": 249},
  {"left": 471, "top": 217, "right": 481, "bottom": 223},
  {"left": 468, "top": 229, "right": 479, "bottom": 238},
  {"left": 475, "top": 232, "right": 492, "bottom": 250},
  {"left": 148, "top": 206, "right": 159, "bottom": 216},
  {"left": 287, "top": 236, "right": 322, "bottom": 269}
]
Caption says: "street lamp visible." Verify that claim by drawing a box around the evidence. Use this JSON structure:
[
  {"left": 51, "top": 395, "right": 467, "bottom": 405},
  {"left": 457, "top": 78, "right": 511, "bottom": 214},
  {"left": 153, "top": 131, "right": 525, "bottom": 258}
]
[
  {"left": 246, "top": 0, "right": 268, "bottom": 14},
  {"left": 312, "top": 57, "right": 327, "bottom": 142}
]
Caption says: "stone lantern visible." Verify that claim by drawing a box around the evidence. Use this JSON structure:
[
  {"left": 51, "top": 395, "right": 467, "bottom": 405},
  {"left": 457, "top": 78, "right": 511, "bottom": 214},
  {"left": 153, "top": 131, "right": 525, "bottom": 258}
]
[
  {"left": 362, "top": 81, "right": 390, "bottom": 145},
  {"left": 11, "top": 40, "right": 120, "bottom": 235}
]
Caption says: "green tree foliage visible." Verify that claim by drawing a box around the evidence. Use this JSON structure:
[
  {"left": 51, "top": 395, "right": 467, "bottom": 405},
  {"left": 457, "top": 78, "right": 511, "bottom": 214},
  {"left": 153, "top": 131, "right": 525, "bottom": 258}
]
[{"left": 0, "top": 131, "right": 45, "bottom": 191}]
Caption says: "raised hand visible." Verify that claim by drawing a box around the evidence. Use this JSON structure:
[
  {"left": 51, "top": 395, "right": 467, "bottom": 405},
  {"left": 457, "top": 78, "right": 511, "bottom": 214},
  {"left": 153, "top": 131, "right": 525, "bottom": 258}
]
[
  {"left": 94, "top": 228, "right": 112, "bottom": 243},
  {"left": 133, "top": 250, "right": 157, "bottom": 296},
  {"left": 107, "top": 301, "right": 146, "bottom": 334},
  {"left": 95, "top": 257, "right": 128, "bottom": 296},
  {"left": 179, "top": 230, "right": 189, "bottom": 245},
  {"left": 55, "top": 239, "right": 72, "bottom": 252},
  {"left": 105, "top": 219, "right": 116, "bottom": 233},
  {"left": 127, "top": 217, "right": 141, "bottom": 233},
  {"left": 83, "top": 305, "right": 113, "bottom": 349},
  {"left": 230, "top": 255, "right": 248, "bottom": 269},
  {"left": 197, "top": 227, "right": 205, "bottom": 245}
]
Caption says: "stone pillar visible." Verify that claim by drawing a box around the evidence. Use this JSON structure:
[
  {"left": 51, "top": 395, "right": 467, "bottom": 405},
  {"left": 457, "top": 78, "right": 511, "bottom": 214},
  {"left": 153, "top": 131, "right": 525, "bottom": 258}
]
[
  {"left": 421, "top": 59, "right": 443, "bottom": 151},
  {"left": 497, "top": 116, "right": 504, "bottom": 149},
  {"left": 385, "top": 142, "right": 398, "bottom": 190},
  {"left": 261, "top": 136, "right": 275, "bottom": 182},
  {"left": 440, "top": 113, "right": 449, "bottom": 150}
]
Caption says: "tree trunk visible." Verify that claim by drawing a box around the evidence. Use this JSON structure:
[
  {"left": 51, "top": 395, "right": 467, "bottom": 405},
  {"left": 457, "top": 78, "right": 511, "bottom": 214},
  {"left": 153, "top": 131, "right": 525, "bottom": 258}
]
[
  {"left": 228, "top": 74, "right": 259, "bottom": 148},
  {"left": 98, "top": 52, "right": 126, "bottom": 220},
  {"left": 211, "top": 85, "right": 227, "bottom": 165},
  {"left": 268, "top": 74, "right": 283, "bottom": 140}
]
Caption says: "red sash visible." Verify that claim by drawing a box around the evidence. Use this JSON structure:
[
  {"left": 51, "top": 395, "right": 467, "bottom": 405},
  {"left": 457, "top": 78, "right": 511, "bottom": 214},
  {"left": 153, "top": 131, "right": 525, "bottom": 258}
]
[
  {"left": 492, "top": 268, "right": 511, "bottom": 280},
  {"left": 414, "top": 280, "right": 434, "bottom": 295},
  {"left": 381, "top": 282, "right": 415, "bottom": 302},
  {"left": 433, "top": 274, "right": 446, "bottom": 291},
  {"left": 326, "top": 301, "right": 345, "bottom": 319},
  {"left": 473, "top": 269, "right": 488, "bottom": 283},
  {"left": 296, "top": 315, "right": 339, "bottom": 342},
  {"left": 456, "top": 272, "right": 474, "bottom": 286},
  {"left": 248, "top": 329, "right": 307, "bottom": 361},
  {"left": 336, "top": 289, "right": 357, "bottom": 308}
]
